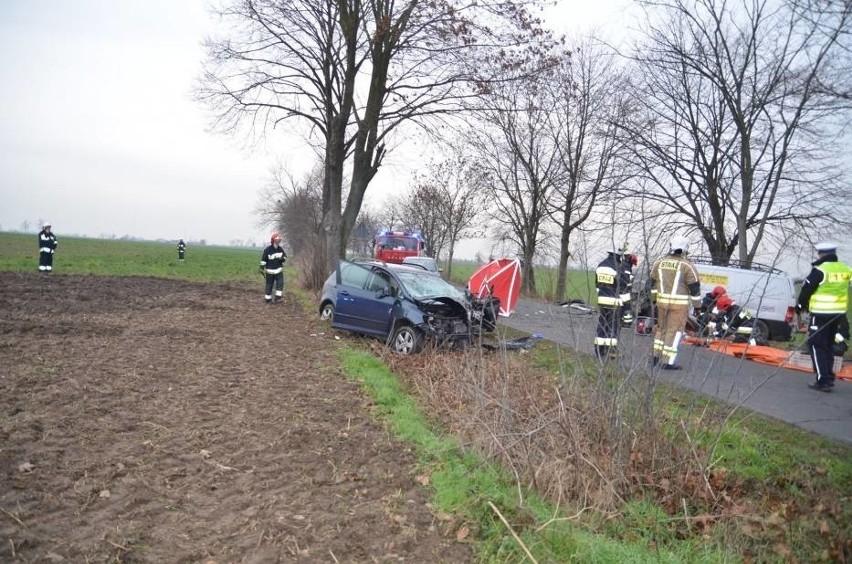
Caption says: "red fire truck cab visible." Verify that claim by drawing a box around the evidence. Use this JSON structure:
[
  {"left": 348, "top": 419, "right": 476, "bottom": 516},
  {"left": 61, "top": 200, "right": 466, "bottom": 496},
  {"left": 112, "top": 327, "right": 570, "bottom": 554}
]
[{"left": 373, "top": 229, "right": 427, "bottom": 264}]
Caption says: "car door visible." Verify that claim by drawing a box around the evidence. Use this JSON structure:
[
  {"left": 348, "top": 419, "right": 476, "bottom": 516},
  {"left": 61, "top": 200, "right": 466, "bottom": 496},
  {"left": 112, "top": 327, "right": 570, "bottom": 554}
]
[
  {"left": 333, "top": 261, "right": 394, "bottom": 336},
  {"left": 359, "top": 270, "right": 397, "bottom": 335},
  {"left": 332, "top": 261, "right": 372, "bottom": 332}
]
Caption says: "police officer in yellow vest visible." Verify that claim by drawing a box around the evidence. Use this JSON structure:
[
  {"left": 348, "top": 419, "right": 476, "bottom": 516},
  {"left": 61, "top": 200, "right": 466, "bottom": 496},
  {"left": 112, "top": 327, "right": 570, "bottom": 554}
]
[
  {"left": 649, "top": 236, "right": 702, "bottom": 370},
  {"left": 797, "top": 242, "right": 852, "bottom": 392}
]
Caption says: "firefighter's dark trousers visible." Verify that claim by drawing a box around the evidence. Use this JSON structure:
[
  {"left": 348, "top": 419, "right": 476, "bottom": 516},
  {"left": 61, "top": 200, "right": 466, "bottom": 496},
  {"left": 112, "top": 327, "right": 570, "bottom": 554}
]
[
  {"left": 38, "top": 251, "right": 54, "bottom": 272},
  {"left": 594, "top": 306, "right": 621, "bottom": 360},
  {"left": 264, "top": 272, "right": 284, "bottom": 303}
]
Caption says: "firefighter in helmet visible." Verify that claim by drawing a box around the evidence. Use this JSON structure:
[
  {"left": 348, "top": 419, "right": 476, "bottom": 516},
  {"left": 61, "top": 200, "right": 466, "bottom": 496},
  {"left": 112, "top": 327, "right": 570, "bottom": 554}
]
[
  {"left": 594, "top": 249, "right": 632, "bottom": 360},
  {"left": 711, "top": 295, "right": 757, "bottom": 344},
  {"left": 697, "top": 285, "right": 727, "bottom": 335},
  {"left": 259, "top": 233, "right": 288, "bottom": 304},
  {"left": 649, "top": 236, "right": 702, "bottom": 369},
  {"left": 38, "top": 221, "right": 58, "bottom": 273}
]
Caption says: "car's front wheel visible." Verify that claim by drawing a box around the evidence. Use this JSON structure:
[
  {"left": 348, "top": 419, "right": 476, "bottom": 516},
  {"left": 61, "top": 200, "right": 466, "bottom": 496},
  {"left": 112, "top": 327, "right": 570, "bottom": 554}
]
[
  {"left": 320, "top": 302, "right": 335, "bottom": 322},
  {"left": 390, "top": 325, "right": 423, "bottom": 354}
]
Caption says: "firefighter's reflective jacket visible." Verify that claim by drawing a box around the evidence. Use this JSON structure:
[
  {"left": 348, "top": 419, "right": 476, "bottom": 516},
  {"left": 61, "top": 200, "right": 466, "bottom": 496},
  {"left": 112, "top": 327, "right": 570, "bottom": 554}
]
[
  {"left": 650, "top": 253, "right": 702, "bottom": 308},
  {"left": 260, "top": 244, "right": 287, "bottom": 274},
  {"left": 595, "top": 253, "right": 632, "bottom": 309}
]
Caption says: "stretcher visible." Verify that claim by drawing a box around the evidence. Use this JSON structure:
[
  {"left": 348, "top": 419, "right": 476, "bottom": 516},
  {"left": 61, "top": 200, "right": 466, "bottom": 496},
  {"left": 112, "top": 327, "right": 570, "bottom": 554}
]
[{"left": 683, "top": 336, "right": 852, "bottom": 381}]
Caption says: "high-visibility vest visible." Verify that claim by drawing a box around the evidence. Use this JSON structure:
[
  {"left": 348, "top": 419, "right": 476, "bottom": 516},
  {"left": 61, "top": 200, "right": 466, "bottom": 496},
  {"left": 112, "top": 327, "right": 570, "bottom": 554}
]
[{"left": 810, "top": 261, "right": 852, "bottom": 314}]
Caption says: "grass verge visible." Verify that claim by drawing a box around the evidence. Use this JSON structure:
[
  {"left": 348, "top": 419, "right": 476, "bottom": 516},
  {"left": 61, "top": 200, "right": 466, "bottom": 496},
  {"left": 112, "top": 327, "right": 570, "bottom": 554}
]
[{"left": 338, "top": 348, "right": 735, "bottom": 562}]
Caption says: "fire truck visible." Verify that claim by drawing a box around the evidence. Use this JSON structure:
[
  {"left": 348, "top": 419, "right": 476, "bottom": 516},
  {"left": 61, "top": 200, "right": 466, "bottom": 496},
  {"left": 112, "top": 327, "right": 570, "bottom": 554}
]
[{"left": 373, "top": 229, "right": 427, "bottom": 264}]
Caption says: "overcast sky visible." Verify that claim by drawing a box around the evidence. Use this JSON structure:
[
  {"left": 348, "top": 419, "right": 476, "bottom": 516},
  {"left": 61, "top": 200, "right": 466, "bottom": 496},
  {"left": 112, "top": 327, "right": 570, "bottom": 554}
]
[{"left": 0, "top": 0, "right": 639, "bottom": 251}]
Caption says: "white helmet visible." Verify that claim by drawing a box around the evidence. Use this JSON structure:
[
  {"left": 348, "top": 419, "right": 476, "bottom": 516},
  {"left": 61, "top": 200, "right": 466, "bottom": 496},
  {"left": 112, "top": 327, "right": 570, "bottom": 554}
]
[{"left": 669, "top": 236, "right": 689, "bottom": 254}]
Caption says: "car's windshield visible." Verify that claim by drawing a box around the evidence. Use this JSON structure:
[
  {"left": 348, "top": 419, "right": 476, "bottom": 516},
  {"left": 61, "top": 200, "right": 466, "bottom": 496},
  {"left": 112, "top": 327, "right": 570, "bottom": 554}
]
[
  {"left": 376, "top": 235, "right": 418, "bottom": 251},
  {"left": 396, "top": 271, "right": 465, "bottom": 301}
]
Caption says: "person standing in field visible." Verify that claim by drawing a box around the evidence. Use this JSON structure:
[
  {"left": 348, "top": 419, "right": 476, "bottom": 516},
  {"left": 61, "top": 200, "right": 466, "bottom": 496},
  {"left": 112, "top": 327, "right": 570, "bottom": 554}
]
[
  {"left": 38, "top": 221, "right": 58, "bottom": 273},
  {"left": 177, "top": 239, "right": 186, "bottom": 261},
  {"left": 649, "top": 236, "right": 702, "bottom": 370},
  {"left": 796, "top": 242, "right": 852, "bottom": 392},
  {"left": 260, "top": 232, "right": 287, "bottom": 304}
]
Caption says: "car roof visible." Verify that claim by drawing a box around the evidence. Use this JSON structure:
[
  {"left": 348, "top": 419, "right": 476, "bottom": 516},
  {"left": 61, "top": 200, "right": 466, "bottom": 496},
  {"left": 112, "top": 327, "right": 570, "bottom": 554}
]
[
  {"left": 351, "top": 258, "right": 431, "bottom": 274},
  {"left": 402, "top": 257, "right": 438, "bottom": 269},
  {"left": 402, "top": 256, "right": 435, "bottom": 262}
]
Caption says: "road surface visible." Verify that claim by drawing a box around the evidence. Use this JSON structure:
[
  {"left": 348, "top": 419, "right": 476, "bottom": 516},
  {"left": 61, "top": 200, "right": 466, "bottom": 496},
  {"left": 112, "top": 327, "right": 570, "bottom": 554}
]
[{"left": 498, "top": 297, "right": 851, "bottom": 445}]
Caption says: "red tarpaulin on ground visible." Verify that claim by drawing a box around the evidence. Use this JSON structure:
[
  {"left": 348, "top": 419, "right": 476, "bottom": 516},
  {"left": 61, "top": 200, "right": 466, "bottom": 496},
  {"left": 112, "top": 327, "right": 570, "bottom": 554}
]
[
  {"left": 684, "top": 336, "right": 852, "bottom": 381},
  {"left": 468, "top": 258, "right": 522, "bottom": 317}
]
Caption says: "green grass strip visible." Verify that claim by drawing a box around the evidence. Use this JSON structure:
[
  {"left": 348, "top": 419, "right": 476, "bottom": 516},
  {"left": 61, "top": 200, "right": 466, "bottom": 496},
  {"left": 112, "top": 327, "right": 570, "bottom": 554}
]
[{"left": 339, "top": 348, "right": 729, "bottom": 563}]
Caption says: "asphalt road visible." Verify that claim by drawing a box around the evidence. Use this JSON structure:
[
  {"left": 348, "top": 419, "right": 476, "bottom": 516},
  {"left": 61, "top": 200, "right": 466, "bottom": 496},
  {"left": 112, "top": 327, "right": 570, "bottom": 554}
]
[{"left": 498, "top": 296, "right": 852, "bottom": 445}]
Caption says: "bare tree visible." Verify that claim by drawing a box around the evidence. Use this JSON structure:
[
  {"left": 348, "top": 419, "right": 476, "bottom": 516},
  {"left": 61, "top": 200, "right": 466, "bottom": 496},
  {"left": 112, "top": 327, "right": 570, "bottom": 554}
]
[
  {"left": 198, "top": 0, "right": 555, "bottom": 283},
  {"left": 399, "top": 183, "right": 446, "bottom": 259},
  {"left": 621, "top": 23, "right": 740, "bottom": 262},
  {"left": 255, "top": 164, "right": 324, "bottom": 256},
  {"left": 789, "top": 0, "right": 852, "bottom": 108},
  {"left": 374, "top": 201, "right": 405, "bottom": 234},
  {"left": 547, "top": 39, "right": 633, "bottom": 301},
  {"left": 628, "top": 0, "right": 852, "bottom": 264},
  {"left": 349, "top": 208, "right": 381, "bottom": 257},
  {"left": 468, "top": 74, "right": 561, "bottom": 293},
  {"left": 401, "top": 157, "right": 485, "bottom": 279}
]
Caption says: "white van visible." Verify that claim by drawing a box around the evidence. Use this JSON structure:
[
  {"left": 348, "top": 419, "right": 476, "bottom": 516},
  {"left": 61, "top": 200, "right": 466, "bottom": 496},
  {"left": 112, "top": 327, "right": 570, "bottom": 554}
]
[{"left": 691, "top": 258, "right": 797, "bottom": 341}]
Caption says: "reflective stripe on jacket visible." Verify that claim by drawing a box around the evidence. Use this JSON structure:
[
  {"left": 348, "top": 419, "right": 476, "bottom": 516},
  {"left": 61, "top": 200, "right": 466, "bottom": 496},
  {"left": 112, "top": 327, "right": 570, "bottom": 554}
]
[
  {"left": 595, "top": 254, "right": 632, "bottom": 308},
  {"left": 260, "top": 244, "right": 287, "bottom": 275},
  {"left": 650, "top": 254, "right": 701, "bottom": 307},
  {"left": 38, "top": 231, "right": 58, "bottom": 253}
]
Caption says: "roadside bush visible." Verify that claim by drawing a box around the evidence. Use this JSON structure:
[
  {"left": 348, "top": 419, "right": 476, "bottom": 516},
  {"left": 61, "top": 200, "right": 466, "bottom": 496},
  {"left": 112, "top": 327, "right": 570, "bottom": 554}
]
[
  {"left": 376, "top": 336, "right": 848, "bottom": 559},
  {"left": 295, "top": 237, "right": 329, "bottom": 292}
]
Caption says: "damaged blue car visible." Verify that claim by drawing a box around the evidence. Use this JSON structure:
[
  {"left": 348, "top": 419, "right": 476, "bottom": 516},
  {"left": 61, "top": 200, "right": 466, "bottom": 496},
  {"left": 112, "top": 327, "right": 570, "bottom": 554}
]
[{"left": 319, "top": 259, "right": 498, "bottom": 354}]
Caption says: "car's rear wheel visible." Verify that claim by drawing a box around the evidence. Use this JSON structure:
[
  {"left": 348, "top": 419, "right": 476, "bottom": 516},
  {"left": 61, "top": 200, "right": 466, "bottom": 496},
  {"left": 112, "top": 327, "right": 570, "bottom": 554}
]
[
  {"left": 390, "top": 325, "right": 423, "bottom": 354},
  {"left": 752, "top": 319, "right": 770, "bottom": 344},
  {"left": 320, "top": 302, "right": 334, "bottom": 322}
]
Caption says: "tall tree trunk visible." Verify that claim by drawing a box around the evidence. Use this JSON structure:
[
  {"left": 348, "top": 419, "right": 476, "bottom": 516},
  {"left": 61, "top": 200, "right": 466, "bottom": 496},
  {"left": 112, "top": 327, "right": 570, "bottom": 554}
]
[
  {"left": 555, "top": 213, "right": 571, "bottom": 301},
  {"left": 322, "top": 117, "right": 347, "bottom": 270}
]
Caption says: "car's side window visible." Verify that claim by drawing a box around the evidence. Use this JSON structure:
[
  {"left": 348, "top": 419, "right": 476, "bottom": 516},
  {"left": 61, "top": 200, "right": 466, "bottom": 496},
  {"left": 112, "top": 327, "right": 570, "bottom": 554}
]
[
  {"left": 366, "top": 271, "right": 391, "bottom": 293},
  {"left": 379, "top": 271, "right": 400, "bottom": 296},
  {"left": 340, "top": 262, "right": 372, "bottom": 289}
]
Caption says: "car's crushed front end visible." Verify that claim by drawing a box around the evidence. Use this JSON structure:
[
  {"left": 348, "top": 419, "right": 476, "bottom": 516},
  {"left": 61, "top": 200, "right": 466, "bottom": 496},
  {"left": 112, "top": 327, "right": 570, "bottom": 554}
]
[
  {"left": 414, "top": 296, "right": 472, "bottom": 346},
  {"left": 409, "top": 293, "right": 499, "bottom": 349}
]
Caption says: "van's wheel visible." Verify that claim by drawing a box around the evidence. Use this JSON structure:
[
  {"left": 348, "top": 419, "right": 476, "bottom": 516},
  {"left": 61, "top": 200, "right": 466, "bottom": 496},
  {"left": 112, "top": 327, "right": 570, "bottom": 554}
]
[
  {"left": 752, "top": 320, "right": 770, "bottom": 343},
  {"left": 320, "top": 303, "right": 334, "bottom": 322},
  {"left": 390, "top": 325, "right": 423, "bottom": 354}
]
